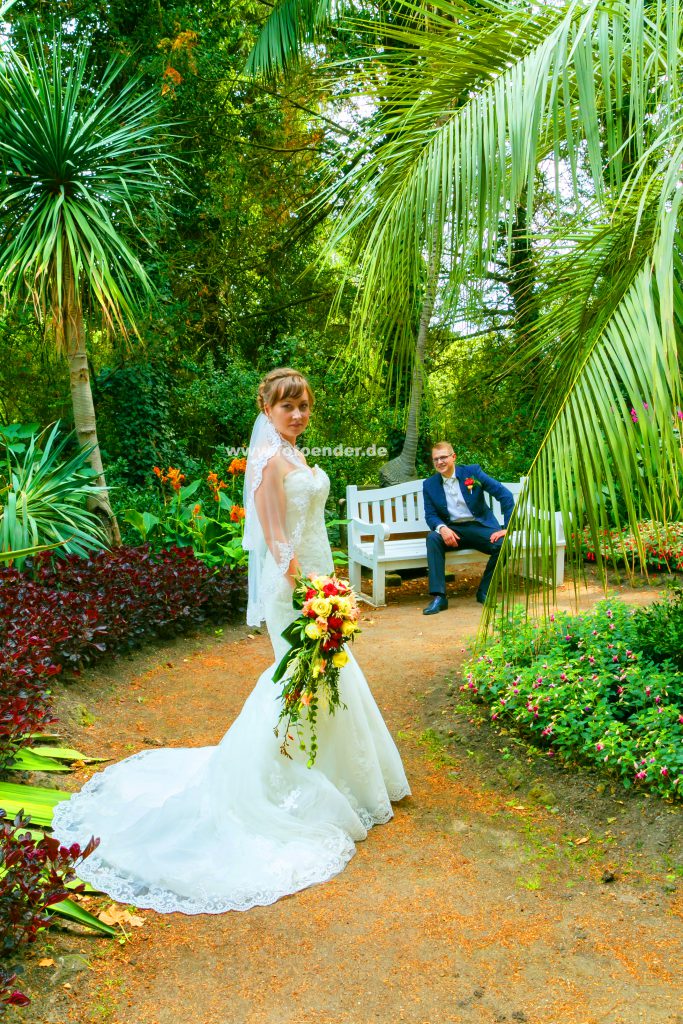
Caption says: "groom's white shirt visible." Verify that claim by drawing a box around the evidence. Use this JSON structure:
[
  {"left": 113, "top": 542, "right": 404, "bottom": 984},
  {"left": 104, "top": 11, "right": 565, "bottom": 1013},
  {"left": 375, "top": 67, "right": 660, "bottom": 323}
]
[{"left": 435, "top": 473, "right": 476, "bottom": 534}]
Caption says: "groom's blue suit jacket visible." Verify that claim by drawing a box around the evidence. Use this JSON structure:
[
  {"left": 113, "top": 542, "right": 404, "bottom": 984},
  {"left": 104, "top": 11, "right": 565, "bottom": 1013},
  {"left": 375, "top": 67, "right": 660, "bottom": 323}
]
[{"left": 423, "top": 464, "right": 515, "bottom": 533}]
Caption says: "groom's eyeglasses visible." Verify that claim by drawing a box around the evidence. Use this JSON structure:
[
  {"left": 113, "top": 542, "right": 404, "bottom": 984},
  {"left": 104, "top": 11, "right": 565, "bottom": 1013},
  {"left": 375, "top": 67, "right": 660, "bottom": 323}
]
[{"left": 433, "top": 455, "right": 454, "bottom": 464}]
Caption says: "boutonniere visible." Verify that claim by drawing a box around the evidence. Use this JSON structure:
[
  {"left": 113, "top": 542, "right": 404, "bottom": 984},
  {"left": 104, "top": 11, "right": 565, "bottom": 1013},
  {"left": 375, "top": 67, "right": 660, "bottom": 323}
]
[{"left": 463, "top": 476, "right": 477, "bottom": 493}]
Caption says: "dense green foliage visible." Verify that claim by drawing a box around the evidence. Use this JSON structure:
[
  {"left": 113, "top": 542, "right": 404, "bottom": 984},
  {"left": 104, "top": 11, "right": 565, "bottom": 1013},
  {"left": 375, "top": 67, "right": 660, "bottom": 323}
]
[
  {"left": 464, "top": 598, "right": 683, "bottom": 799},
  {"left": 0, "top": 0, "right": 550, "bottom": 507},
  {"left": 635, "top": 588, "right": 683, "bottom": 672}
]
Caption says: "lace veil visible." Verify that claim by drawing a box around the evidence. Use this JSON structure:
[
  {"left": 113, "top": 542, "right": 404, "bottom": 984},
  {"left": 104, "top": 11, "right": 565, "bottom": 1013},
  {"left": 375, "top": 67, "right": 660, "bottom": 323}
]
[{"left": 243, "top": 412, "right": 302, "bottom": 626}]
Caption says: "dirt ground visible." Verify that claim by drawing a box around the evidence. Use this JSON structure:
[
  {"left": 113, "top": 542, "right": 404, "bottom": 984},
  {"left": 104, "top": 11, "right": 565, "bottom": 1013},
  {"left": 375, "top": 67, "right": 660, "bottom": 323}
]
[{"left": 11, "top": 569, "right": 683, "bottom": 1024}]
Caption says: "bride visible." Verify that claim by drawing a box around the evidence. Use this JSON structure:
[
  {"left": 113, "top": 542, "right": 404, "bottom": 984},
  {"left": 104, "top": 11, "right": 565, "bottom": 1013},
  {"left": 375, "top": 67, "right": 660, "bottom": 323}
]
[{"left": 51, "top": 368, "right": 410, "bottom": 914}]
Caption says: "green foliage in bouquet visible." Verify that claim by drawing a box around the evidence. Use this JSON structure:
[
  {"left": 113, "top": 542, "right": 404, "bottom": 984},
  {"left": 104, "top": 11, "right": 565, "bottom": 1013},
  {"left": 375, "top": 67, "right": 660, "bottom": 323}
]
[{"left": 273, "top": 574, "right": 360, "bottom": 767}]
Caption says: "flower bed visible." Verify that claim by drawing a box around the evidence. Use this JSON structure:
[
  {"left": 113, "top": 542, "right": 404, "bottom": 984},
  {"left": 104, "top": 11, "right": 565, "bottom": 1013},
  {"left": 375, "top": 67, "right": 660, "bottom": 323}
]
[
  {"left": 578, "top": 521, "right": 683, "bottom": 572},
  {"left": 463, "top": 599, "right": 683, "bottom": 799},
  {"left": 0, "top": 546, "right": 246, "bottom": 767}
]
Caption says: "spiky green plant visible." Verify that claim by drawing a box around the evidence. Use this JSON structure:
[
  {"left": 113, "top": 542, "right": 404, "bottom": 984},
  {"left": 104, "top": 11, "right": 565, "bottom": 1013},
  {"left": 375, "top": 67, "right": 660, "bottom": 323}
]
[
  {"left": 0, "top": 34, "right": 176, "bottom": 541},
  {"left": 0, "top": 424, "right": 107, "bottom": 561}
]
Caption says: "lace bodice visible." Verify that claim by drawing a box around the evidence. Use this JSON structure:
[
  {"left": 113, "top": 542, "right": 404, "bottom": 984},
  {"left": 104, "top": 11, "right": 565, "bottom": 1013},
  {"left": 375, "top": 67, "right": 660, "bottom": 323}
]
[{"left": 262, "top": 465, "right": 334, "bottom": 658}]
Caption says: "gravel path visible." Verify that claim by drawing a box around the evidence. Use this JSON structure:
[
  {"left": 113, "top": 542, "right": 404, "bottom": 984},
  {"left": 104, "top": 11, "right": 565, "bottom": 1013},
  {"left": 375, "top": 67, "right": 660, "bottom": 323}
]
[{"left": 22, "top": 577, "right": 683, "bottom": 1024}]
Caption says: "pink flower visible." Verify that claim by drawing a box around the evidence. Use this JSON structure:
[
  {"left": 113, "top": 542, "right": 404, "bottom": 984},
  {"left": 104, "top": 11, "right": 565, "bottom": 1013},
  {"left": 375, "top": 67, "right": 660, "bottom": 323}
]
[
  {"left": 596, "top": 742, "right": 604, "bottom": 751},
  {"left": 661, "top": 767, "right": 669, "bottom": 777},
  {"left": 630, "top": 408, "right": 638, "bottom": 423},
  {"left": 635, "top": 770, "right": 647, "bottom": 781}
]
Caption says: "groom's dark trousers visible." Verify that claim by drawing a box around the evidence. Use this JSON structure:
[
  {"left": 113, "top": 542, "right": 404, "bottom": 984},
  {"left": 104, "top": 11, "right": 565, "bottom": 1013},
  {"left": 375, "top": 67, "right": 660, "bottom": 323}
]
[
  {"left": 422, "top": 464, "right": 514, "bottom": 601},
  {"left": 426, "top": 521, "right": 504, "bottom": 601}
]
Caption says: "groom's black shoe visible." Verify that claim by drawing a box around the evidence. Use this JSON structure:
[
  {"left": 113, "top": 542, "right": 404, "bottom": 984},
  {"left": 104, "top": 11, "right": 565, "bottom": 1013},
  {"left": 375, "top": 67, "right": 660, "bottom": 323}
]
[
  {"left": 423, "top": 595, "right": 448, "bottom": 615},
  {"left": 476, "top": 592, "right": 487, "bottom": 605}
]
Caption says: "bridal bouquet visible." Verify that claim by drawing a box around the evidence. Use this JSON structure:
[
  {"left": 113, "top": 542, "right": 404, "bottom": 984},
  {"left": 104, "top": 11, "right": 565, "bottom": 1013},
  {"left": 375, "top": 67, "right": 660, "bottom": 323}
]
[{"left": 273, "top": 573, "right": 361, "bottom": 767}]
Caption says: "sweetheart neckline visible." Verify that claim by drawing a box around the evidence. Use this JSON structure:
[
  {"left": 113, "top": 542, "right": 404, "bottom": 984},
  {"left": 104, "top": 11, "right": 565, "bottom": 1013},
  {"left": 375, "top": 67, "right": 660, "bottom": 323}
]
[{"left": 285, "top": 464, "right": 322, "bottom": 479}]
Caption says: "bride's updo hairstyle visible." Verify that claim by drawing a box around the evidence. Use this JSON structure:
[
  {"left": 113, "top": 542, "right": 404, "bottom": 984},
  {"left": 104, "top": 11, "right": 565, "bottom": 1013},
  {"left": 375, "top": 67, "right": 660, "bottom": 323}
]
[{"left": 257, "top": 368, "right": 314, "bottom": 412}]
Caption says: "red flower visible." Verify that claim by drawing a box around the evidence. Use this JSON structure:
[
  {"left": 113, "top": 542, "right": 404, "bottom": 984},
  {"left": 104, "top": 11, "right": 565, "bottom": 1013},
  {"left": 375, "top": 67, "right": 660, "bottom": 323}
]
[
  {"left": 323, "top": 582, "right": 339, "bottom": 597},
  {"left": 328, "top": 616, "right": 343, "bottom": 631},
  {"left": 305, "top": 588, "right": 316, "bottom": 599}
]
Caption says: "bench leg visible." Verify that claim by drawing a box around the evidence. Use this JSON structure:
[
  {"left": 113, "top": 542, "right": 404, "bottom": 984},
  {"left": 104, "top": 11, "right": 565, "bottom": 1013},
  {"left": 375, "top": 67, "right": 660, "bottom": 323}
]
[
  {"left": 372, "top": 565, "right": 386, "bottom": 607},
  {"left": 555, "top": 546, "right": 565, "bottom": 586},
  {"left": 348, "top": 557, "right": 361, "bottom": 597}
]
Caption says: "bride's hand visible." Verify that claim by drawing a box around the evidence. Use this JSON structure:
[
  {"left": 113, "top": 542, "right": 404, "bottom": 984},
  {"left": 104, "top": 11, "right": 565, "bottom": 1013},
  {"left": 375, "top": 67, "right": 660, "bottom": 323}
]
[{"left": 286, "top": 558, "right": 301, "bottom": 588}]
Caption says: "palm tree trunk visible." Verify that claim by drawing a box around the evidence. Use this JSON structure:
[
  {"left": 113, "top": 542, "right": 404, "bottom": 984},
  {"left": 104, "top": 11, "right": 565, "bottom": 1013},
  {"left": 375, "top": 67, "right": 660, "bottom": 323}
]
[
  {"left": 380, "top": 208, "right": 443, "bottom": 486},
  {"left": 62, "top": 266, "right": 121, "bottom": 545}
]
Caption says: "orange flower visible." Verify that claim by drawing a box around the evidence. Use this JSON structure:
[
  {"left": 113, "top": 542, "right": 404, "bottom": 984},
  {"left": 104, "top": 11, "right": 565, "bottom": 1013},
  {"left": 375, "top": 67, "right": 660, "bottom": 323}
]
[
  {"left": 228, "top": 458, "right": 248, "bottom": 476},
  {"left": 230, "top": 505, "right": 246, "bottom": 522},
  {"left": 192, "top": 503, "right": 201, "bottom": 517},
  {"left": 207, "top": 470, "right": 228, "bottom": 501},
  {"left": 166, "top": 467, "right": 185, "bottom": 492}
]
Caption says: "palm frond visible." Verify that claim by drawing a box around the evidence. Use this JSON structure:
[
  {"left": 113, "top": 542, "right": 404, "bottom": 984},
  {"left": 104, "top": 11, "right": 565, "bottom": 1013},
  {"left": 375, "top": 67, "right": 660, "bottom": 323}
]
[
  {"left": 486, "top": 206, "right": 683, "bottom": 625},
  {"left": 246, "top": 0, "right": 349, "bottom": 77},
  {"left": 316, "top": 0, "right": 682, "bottom": 382}
]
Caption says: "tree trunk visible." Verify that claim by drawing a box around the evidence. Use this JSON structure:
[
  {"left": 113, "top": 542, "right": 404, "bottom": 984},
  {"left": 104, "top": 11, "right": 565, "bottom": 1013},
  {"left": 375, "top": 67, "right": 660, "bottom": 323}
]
[
  {"left": 62, "top": 265, "right": 121, "bottom": 545},
  {"left": 379, "top": 209, "right": 443, "bottom": 486}
]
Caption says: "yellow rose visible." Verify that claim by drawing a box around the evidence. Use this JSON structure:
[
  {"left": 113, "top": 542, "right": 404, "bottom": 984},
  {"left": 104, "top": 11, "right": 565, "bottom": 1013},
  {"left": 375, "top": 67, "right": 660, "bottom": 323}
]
[
  {"left": 305, "top": 622, "right": 322, "bottom": 640},
  {"left": 311, "top": 597, "right": 332, "bottom": 617},
  {"left": 341, "top": 620, "right": 357, "bottom": 637},
  {"left": 335, "top": 597, "right": 352, "bottom": 616},
  {"left": 332, "top": 650, "right": 348, "bottom": 668},
  {"left": 311, "top": 660, "right": 325, "bottom": 678}
]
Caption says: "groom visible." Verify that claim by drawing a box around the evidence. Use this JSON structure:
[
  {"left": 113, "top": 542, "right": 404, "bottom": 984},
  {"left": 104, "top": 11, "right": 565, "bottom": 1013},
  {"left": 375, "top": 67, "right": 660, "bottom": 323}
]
[{"left": 422, "top": 442, "right": 514, "bottom": 614}]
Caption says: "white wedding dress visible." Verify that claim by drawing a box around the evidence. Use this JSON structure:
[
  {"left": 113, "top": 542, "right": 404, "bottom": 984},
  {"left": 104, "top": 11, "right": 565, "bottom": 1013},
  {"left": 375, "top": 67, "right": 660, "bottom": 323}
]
[{"left": 51, "top": 466, "right": 410, "bottom": 914}]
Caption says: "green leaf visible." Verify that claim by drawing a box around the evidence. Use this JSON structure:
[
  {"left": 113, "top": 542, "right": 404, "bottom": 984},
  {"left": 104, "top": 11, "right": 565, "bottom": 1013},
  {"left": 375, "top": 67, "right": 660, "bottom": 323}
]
[
  {"left": 0, "top": 781, "right": 69, "bottom": 826},
  {"left": 179, "top": 479, "right": 201, "bottom": 500},
  {"left": 27, "top": 745, "right": 107, "bottom": 764},
  {"left": 49, "top": 898, "right": 117, "bottom": 937},
  {"left": 7, "top": 749, "right": 70, "bottom": 772}
]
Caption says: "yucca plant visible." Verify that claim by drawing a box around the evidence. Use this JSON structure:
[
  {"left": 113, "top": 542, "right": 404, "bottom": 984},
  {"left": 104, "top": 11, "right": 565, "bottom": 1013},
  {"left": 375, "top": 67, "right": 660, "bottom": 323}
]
[
  {"left": 0, "top": 33, "right": 176, "bottom": 543},
  {"left": 0, "top": 423, "right": 107, "bottom": 561},
  {"left": 249, "top": 0, "right": 683, "bottom": 620}
]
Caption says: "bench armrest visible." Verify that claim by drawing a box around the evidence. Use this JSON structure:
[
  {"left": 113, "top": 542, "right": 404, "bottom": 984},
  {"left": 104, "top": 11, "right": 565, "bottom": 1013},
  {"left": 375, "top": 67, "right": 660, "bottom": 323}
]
[
  {"left": 349, "top": 517, "right": 392, "bottom": 541},
  {"left": 348, "top": 517, "right": 391, "bottom": 559}
]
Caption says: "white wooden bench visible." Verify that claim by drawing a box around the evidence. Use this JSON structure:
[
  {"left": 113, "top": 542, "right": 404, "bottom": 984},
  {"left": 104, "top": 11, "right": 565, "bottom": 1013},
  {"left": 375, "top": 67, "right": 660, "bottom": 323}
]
[{"left": 346, "top": 478, "right": 566, "bottom": 606}]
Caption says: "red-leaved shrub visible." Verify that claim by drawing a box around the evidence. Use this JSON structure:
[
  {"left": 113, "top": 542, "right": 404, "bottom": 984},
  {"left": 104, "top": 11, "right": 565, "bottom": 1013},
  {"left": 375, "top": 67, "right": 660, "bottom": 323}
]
[
  {"left": 0, "top": 809, "right": 99, "bottom": 956},
  {"left": 0, "top": 546, "right": 245, "bottom": 769}
]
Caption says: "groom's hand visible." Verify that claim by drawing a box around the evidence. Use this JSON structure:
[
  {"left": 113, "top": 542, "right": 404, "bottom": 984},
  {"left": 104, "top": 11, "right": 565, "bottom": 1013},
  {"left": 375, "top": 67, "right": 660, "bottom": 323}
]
[
  {"left": 439, "top": 526, "right": 460, "bottom": 548},
  {"left": 490, "top": 529, "right": 507, "bottom": 543}
]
